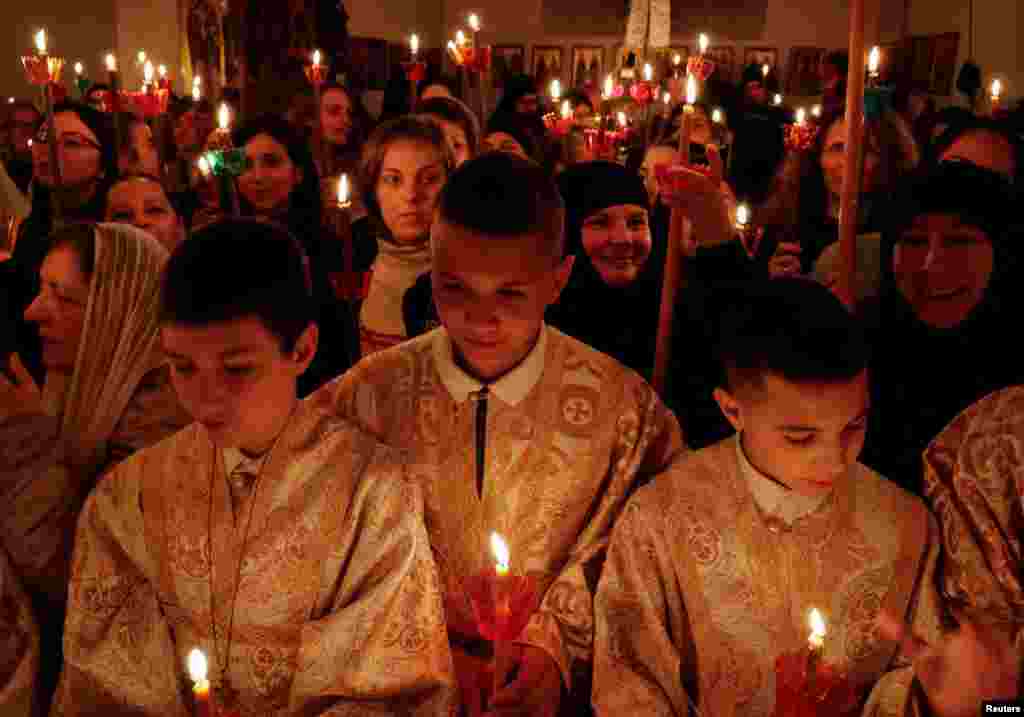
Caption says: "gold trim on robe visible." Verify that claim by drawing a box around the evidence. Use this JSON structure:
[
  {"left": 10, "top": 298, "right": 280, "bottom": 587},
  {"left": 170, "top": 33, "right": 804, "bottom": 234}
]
[
  {"left": 53, "top": 399, "right": 454, "bottom": 716},
  {"left": 310, "top": 325, "right": 685, "bottom": 690},
  {"left": 593, "top": 438, "right": 946, "bottom": 717}
]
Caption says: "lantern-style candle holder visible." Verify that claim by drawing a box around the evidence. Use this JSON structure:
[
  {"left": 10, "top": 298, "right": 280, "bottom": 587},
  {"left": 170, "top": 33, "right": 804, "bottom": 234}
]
[{"left": 773, "top": 649, "right": 860, "bottom": 717}]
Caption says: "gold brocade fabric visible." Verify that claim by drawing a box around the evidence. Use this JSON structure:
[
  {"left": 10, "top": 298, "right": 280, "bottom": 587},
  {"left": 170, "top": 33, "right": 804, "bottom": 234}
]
[
  {"left": 923, "top": 387, "right": 1024, "bottom": 657},
  {"left": 53, "top": 399, "right": 454, "bottom": 716},
  {"left": 0, "top": 549, "right": 38, "bottom": 717},
  {"left": 311, "top": 326, "right": 685, "bottom": 687},
  {"left": 593, "top": 439, "right": 946, "bottom": 717}
]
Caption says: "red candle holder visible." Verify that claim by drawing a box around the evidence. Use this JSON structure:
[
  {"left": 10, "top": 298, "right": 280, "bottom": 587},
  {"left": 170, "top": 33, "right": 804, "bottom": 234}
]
[
  {"left": 304, "top": 63, "right": 329, "bottom": 86},
  {"left": 654, "top": 162, "right": 714, "bottom": 192},
  {"left": 629, "top": 81, "right": 654, "bottom": 105},
  {"left": 464, "top": 570, "right": 540, "bottom": 643},
  {"left": 784, "top": 123, "right": 819, "bottom": 153},
  {"left": 401, "top": 61, "right": 427, "bottom": 83},
  {"left": 21, "top": 54, "right": 64, "bottom": 86},
  {"left": 461, "top": 46, "right": 493, "bottom": 74},
  {"left": 686, "top": 55, "right": 717, "bottom": 82},
  {"left": 773, "top": 649, "right": 860, "bottom": 717},
  {"left": 130, "top": 88, "right": 170, "bottom": 118}
]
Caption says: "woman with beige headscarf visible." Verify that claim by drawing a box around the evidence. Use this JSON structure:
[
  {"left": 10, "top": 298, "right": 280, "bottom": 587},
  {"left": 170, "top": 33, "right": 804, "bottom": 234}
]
[{"left": 0, "top": 222, "right": 190, "bottom": 705}]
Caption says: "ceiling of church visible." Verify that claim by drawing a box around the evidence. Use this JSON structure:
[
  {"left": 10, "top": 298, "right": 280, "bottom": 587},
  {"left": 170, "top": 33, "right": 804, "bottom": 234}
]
[{"left": 541, "top": 0, "right": 768, "bottom": 39}]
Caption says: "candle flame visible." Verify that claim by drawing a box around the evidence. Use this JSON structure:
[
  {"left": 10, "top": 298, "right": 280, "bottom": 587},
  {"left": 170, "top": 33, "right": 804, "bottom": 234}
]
[
  {"left": 773, "top": 93, "right": 783, "bottom": 106},
  {"left": 158, "top": 64, "right": 167, "bottom": 78},
  {"left": 673, "top": 53, "right": 681, "bottom": 66},
  {"left": 218, "top": 102, "right": 230, "bottom": 131},
  {"left": 991, "top": 78, "right": 1002, "bottom": 100},
  {"left": 144, "top": 60, "right": 154, "bottom": 84},
  {"left": 617, "top": 111, "right": 627, "bottom": 128},
  {"left": 795, "top": 107, "right": 806, "bottom": 125},
  {"left": 193, "top": 75, "right": 201, "bottom": 87},
  {"left": 808, "top": 608, "right": 827, "bottom": 648},
  {"left": 560, "top": 99, "right": 571, "bottom": 120},
  {"left": 7, "top": 98, "right": 14, "bottom": 104},
  {"left": 686, "top": 74, "right": 697, "bottom": 105},
  {"left": 468, "top": 13, "right": 480, "bottom": 32},
  {"left": 410, "top": 34, "right": 419, "bottom": 55},
  {"left": 663, "top": 91, "right": 671, "bottom": 105},
  {"left": 187, "top": 649, "right": 208, "bottom": 683},
  {"left": 603, "top": 74, "right": 613, "bottom": 99},
  {"left": 711, "top": 107, "right": 723, "bottom": 123},
  {"left": 868, "top": 46, "right": 880, "bottom": 75},
  {"left": 137, "top": 50, "right": 146, "bottom": 65},
  {"left": 762, "top": 63, "right": 769, "bottom": 78},
  {"left": 550, "top": 79, "right": 561, "bottom": 100},
  {"left": 338, "top": 174, "right": 349, "bottom": 205},
  {"left": 456, "top": 30, "right": 466, "bottom": 47},
  {"left": 643, "top": 63, "right": 652, "bottom": 82},
  {"left": 192, "top": 85, "right": 201, "bottom": 102},
  {"left": 699, "top": 33, "right": 710, "bottom": 55},
  {"left": 811, "top": 104, "right": 822, "bottom": 117},
  {"left": 736, "top": 203, "right": 750, "bottom": 227},
  {"left": 490, "top": 532, "right": 510, "bottom": 576},
  {"left": 312, "top": 49, "right": 321, "bottom": 67},
  {"left": 74, "top": 61, "right": 84, "bottom": 76},
  {"left": 35, "top": 30, "right": 47, "bottom": 55},
  {"left": 197, "top": 156, "right": 211, "bottom": 178},
  {"left": 105, "top": 54, "right": 117, "bottom": 72}
]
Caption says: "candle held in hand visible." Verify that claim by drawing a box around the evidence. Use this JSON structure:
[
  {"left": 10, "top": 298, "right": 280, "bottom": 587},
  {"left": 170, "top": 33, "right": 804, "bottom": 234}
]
[
  {"left": 456, "top": 30, "right": 466, "bottom": 48},
  {"left": 736, "top": 203, "right": 750, "bottom": 229},
  {"left": 337, "top": 174, "right": 351, "bottom": 208},
  {"left": 188, "top": 648, "right": 211, "bottom": 717},
  {"left": 808, "top": 608, "right": 826, "bottom": 651},
  {"left": 491, "top": 532, "right": 510, "bottom": 576}
]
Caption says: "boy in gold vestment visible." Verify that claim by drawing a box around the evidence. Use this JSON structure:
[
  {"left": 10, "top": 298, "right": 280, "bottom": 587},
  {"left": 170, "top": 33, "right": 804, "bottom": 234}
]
[{"left": 312, "top": 154, "right": 684, "bottom": 716}]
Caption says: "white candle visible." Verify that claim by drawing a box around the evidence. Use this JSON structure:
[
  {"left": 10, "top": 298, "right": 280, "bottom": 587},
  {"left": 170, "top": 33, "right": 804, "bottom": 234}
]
[
  {"left": 795, "top": 107, "right": 806, "bottom": 126},
  {"left": 550, "top": 79, "right": 561, "bottom": 101},
  {"left": 663, "top": 91, "right": 671, "bottom": 106},
  {"left": 808, "top": 609, "right": 826, "bottom": 650},
  {"left": 456, "top": 30, "right": 466, "bottom": 48},
  {"left": 410, "top": 34, "right": 419, "bottom": 58},
  {"left": 338, "top": 174, "right": 351, "bottom": 207},
  {"left": 603, "top": 74, "right": 614, "bottom": 100},
  {"left": 560, "top": 99, "right": 572, "bottom": 120},
  {"left": 105, "top": 54, "right": 117, "bottom": 72},
  {"left": 143, "top": 60, "right": 154, "bottom": 86},
  {"left": 686, "top": 74, "right": 698, "bottom": 105},
  {"left": 218, "top": 102, "right": 231, "bottom": 131},
  {"left": 490, "top": 532, "right": 510, "bottom": 577},
  {"left": 468, "top": 13, "right": 480, "bottom": 32},
  {"left": 673, "top": 53, "right": 681, "bottom": 67},
  {"left": 617, "top": 111, "right": 627, "bottom": 128},
  {"left": 197, "top": 155, "right": 211, "bottom": 178},
  {"left": 312, "top": 49, "right": 321, "bottom": 68},
  {"left": 991, "top": 78, "right": 1003, "bottom": 103},
  {"left": 35, "top": 30, "right": 47, "bottom": 55},
  {"left": 868, "top": 46, "right": 881, "bottom": 78},
  {"left": 643, "top": 63, "right": 653, "bottom": 82}
]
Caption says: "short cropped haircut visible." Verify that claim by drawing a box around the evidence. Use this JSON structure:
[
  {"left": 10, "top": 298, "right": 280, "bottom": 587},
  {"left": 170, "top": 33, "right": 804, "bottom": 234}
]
[
  {"left": 436, "top": 152, "right": 565, "bottom": 260},
  {"left": 358, "top": 115, "right": 454, "bottom": 223},
  {"left": 715, "top": 278, "right": 868, "bottom": 391},
  {"left": 160, "top": 219, "right": 315, "bottom": 352}
]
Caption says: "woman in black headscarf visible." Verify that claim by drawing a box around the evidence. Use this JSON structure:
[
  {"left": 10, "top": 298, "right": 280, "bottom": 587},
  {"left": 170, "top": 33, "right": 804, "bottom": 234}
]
[
  {"left": 548, "top": 161, "right": 664, "bottom": 377},
  {"left": 861, "top": 161, "right": 1024, "bottom": 496}
]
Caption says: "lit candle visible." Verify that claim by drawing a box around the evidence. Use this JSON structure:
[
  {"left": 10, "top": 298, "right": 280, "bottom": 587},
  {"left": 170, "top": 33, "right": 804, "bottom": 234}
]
[
  {"left": 868, "top": 46, "right": 880, "bottom": 80},
  {"left": 218, "top": 102, "right": 231, "bottom": 132},
  {"left": 603, "top": 74, "right": 613, "bottom": 100},
  {"left": 680, "top": 73, "right": 698, "bottom": 154},
  {"left": 795, "top": 107, "right": 806, "bottom": 126},
  {"left": 663, "top": 91, "right": 671, "bottom": 106},
  {"left": 643, "top": 62, "right": 653, "bottom": 82},
  {"left": 338, "top": 174, "right": 351, "bottom": 208},
  {"left": 105, "top": 54, "right": 117, "bottom": 73},
  {"left": 35, "top": 29, "right": 47, "bottom": 55},
  {"left": 188, "top": 649, "right": 211, "bottom": 717},
  {"left": 197, "top": 155, "right": 211, "bottom": 178},
  {"left": 491, "top": 532, "right": 510, "bottom": 577},
  {"left": 312, "top": 49, "right": 321, "bottom": 69},
  {"left": 143, "top": 60, "right": 154, "bottom": 88},
  {"left": 560, "top": 99, "right": 572, "bottom": 120},
  {"left": 990, "top": 78, "right": 1002, "bottom": 109},
  {"left": 617, "top": 111, "right": 627, "bottom": 128},
  {"left": 808, "top": 608, "right": 826, "bottom": 652},
  {"left": 410, "top": 34, "right": 419, "bottom": 59},
  {"left": 711, "top": 107, "right": 723, "bottom": 124},
  {"left": 159, "top": 64, "right": 167, "bottom": 79},
  {"left": 773, "top": 93, "right": 783, "bottom": 106},
  {"left": 137, "top": 50, "right": 147, "bottom": 65},
  {"left": 673, "top": 53, "right": 681, "bottom": 67},
  {"left": 699, "top": 33, "right": 710, "bottom": 55},
  {"left": 456, "top": 30, "right": 467, "bottom": 48},
  {"left": 762, "top": 63, "right": 770, "bottom": 79},
  {"left": 7, "top": 98, "right": 14, "bottom": 104},
  {"left": 74, "top": 62, "right": 83, "bottom": 77},
  {"left": 192, "top": 77, "right": 201, "bottom": 102},
  {"left": 468, "top": 13, "right": 481, "bottom": 33},
  {"left": 736, "top": 203, "right": 750, "bottom": 230},
  {"left": 550, "top": 79, "right": 561, "bottom": 101},
  {"left": 811, "top": 104, "right": 822, "bottom": 118}
]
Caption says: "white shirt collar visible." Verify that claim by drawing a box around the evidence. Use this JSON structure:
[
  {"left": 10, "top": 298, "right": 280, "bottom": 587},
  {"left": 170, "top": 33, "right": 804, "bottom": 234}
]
[
  {"left": 432, "top": 325, "right": 548, "bottom": 406},
  {"left": 734, "top": 434, "right": 830, "bottom": 526}
]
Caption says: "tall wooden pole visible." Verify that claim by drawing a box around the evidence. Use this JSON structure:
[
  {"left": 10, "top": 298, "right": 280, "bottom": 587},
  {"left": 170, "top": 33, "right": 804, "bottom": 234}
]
[{"left": 837, "top": 0, "right": 866, "bottom": 309}]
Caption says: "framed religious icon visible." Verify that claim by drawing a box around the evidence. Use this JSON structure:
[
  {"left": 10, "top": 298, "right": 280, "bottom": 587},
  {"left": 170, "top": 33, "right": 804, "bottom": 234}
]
[
  {"left": 532, "top": 46, "right": 564, "bottom": 92},
  {"left": 571, "top": 46, "right": 604, "bottom": 89},
  {"left": 492, "top": 45, "right": 526, "bottom": 89},
  {"left": 744, "top": 47, "right": 779, "bottom": 75},
  {"left": 785, "top": 46, "right": 827, "bottom": 95},
  {"left": 706, "top": 46, "right": 738, "bottom": 83}
]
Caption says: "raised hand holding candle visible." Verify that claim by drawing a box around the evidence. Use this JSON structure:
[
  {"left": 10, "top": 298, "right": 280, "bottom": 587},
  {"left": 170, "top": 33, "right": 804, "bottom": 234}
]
[{"left": 188, "top": 648, "right": 211, "bottom": 717}]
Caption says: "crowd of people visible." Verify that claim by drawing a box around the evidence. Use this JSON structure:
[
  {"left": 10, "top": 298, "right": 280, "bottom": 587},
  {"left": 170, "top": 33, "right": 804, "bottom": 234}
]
[{"left": 0, "top": 41, "right": 1021, "bottom": 717}]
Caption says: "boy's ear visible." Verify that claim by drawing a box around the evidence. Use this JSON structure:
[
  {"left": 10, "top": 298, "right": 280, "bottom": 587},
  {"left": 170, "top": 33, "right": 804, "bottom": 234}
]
[
  {"left": 290, "top": 322, "right": 319, "bottom": 374},
  {"left": 712, "top": 386, "right": 744, "bottom": 433}
]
